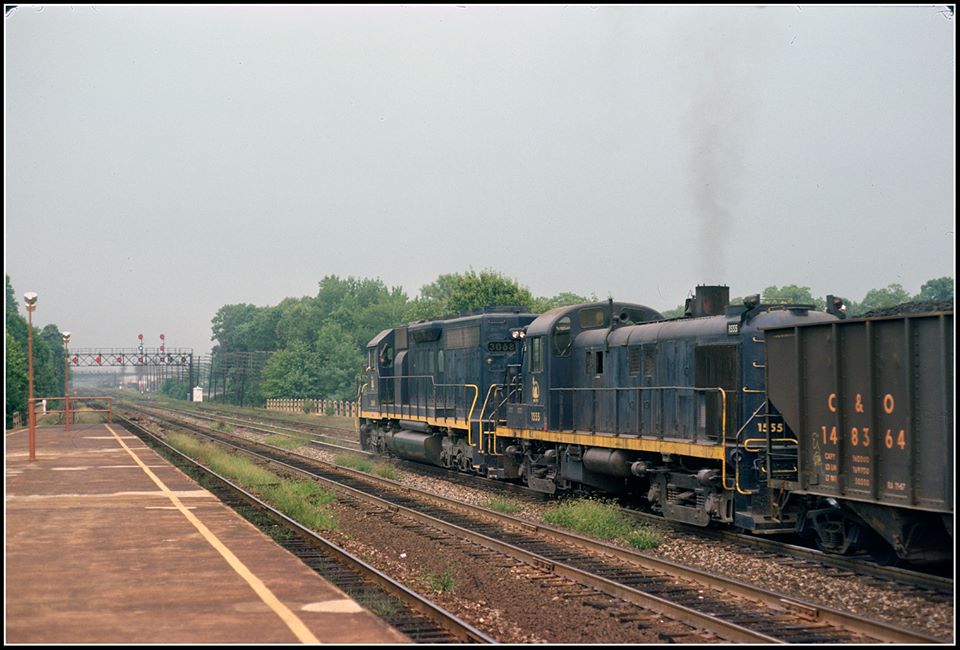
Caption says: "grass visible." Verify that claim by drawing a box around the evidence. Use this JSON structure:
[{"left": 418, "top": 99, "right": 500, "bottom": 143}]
[
  {"left": 543, "top": 497, "right": 663, "bottom": 549},
  {"left": 485, "top": 498, "right": 522, "bottom": 514},
  {"left": 335, "top": 453, "right": 374, "bottom": 473},
  {"left": 355, "top": 593, "right": 402, "bottom": 618},
  {"left": 335, "top": 453, "right": 399, "bottom": 480},
  {"left": 165, "top": 432, "right": 337, "bottom": 531},
  {"left": 424, "top": 568, "right": 456, "bottom": 593},
  {"left": 269, "top": 430, "right": 314, "bottom": 450}
]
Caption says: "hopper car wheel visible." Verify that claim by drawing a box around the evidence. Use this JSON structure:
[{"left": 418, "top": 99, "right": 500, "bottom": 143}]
[{"left": 813, "top": 516, "right": 862, "bottom": 556}]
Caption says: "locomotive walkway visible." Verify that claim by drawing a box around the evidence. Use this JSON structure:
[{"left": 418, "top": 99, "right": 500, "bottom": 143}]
[{"left": 5, "top": 423, "right": 409, "bottom": 644}]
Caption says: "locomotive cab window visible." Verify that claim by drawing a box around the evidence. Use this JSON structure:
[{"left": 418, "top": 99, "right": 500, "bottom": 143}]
[
  {"left": 553, "top": 316, "right": 572, "bottom": 356},
  {"left": 379, "top": 344, "right": 394, "bottom": 368},
  {"left": 579, "top": 307, "right": 607, "bottom": 329},
  {"left": 531, "top": 337, "right": 543, "bottom": 373}
]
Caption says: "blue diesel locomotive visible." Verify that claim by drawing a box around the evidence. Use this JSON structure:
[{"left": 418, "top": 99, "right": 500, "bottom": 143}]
[{"left": 357, "top": 286, "right": 953, "bottom": 563}]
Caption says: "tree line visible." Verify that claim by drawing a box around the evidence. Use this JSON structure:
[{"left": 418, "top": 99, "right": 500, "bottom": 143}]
[
  {"left": 207, "top": 271, "right": 953, "bottom": 406},
  {"left": 207, "top": 271, "right": 597, "bottom": 405},
  {"left": 6, "top": 275, "right": 68, "bottom": 428},
  {"left": 5, "top": 271, "right": 953, "bottom": 422}
]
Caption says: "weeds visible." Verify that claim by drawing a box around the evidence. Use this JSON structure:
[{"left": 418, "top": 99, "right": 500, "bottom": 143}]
[
  {"left": 165, "top": 432, "right": 337, "bottom": 531},
  {"left": 543, "top": 497, "right": 661, "bottom": 549}
]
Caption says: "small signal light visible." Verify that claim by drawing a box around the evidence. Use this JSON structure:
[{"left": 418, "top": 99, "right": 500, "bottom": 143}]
[
  {"left": 138, "top": 334, "right": 143, "bottom": 340},
  {"left": 72, "top": 356, "right": 78, "bottom": 364},
  {"left": 160, "top": 334, "right": 165, "bottom": 340},
  {"left": 117, "top": 356, "right": 123, "bottom": 363},
  {"left": 96, "top": 356, "right": 102, "bottom": 364},
  {"left": 138, "top": 357, "right": 143, "bottom": 363},
  {"left": 160, "top": 345, "right": 165, "bottom": 352}
]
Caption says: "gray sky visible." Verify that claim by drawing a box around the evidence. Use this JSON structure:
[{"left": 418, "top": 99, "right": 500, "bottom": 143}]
[{"left": 5, "top": 4, "right": 956, "bottom": 355}]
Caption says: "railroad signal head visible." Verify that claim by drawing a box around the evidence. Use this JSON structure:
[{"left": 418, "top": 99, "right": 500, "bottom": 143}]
[
  {"left": 138, "top": 344, "right": 143, "bottom": 353},
  {"left": 160, "top": 345, "right": 165, "bottom": 352},
  {"left": 138, "top": 357, "right": 143, "bottom": 363},
  {"left": 117, "top": 356, "right": 123, "bottom": 364},
  {"left": 160, "top": 334, "right": 165, "bottom": 340},
  {"left": 138, "top": 334, "right": 143, "bottom": 340},
  {"left": 96, "top": 356, "right": 102, "bottom": 364},
  {"left": 72, "top": 356, "right": 78, "bottom": 364}
]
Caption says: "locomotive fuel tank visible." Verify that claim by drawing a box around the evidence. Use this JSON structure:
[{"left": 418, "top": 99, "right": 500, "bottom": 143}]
[{"left": 384, "top": 430, "right": 443, "bottom": 465}]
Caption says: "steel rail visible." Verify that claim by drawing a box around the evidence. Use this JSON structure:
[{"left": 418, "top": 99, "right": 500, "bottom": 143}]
[
  {"left": 123, "top": 403, "right": 950, "bottom": 644},
  {"left": 117, "top": 413, "right": 495, "bottom": 644}
]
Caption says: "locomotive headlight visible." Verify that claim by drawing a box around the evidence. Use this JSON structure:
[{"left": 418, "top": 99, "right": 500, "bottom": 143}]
[{"left": 511, "top": 330, "right": 520, "bottom": 339}]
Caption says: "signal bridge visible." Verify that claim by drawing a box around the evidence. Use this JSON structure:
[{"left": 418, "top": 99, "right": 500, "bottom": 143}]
[{"left": 69, "top": 348, "right": 193, "bottom": 367}]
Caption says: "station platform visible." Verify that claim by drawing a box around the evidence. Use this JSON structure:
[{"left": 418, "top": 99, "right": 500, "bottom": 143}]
[{"left": 5, "top": 423, "right": 410, "bottom": 644}]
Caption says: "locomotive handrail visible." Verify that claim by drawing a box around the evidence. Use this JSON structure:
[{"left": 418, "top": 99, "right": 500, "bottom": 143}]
[
  {"left": 367, "top": 375, "right": 479, "bottom": 440},
  {"left": 478, "top": 383, "right": 501, "bottom": 454},
  {"left": 727, "top": 401, "right": 771, "bottom": 495}
]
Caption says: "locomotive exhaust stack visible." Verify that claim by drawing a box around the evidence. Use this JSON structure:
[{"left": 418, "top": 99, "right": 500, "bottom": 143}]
[{"left": 684, "top": 285, "right": 730, "bottom": 318}]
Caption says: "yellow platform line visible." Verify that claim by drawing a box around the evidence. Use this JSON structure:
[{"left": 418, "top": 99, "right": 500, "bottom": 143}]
[{"left": 104, "top": 424, "right": 320, "bottom": 644}]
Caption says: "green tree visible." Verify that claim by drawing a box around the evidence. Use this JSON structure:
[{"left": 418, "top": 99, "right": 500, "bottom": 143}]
[
  {"left": 762, "top": 285, "right": 825, "bottom": 311},
  {"left": 6, "top": 331, "right": 28, "bottom": 427},
  {"left": 660, "top": 304, "right": 686, "bottom": 318},
  {"left": 159, "top": 378, "right": 190, "bottom": 400},
  {"left": 5, "top": 276, "right": 65, "bottom": 426},
  {"left": 211, "top": 303, "right": 259, "bottom": 352},
  {"left": 5, "top": 274, "right": 27, "bottom": 343},
  {"left": 531, "top": 291, "right": 596, "bottom": 313},
  {"left": 260, "top": 341, "right": 322, "bottom": 398},
  {"left": 858, "top": 283, "right": 912, "bottom": 313},
  {"left": 314, "top": 322, "right": 365, "bottom": 399},
  {"left": 275, "top": 297, "right": 324, "bottom": 348},
  {"left": 406, "top": 270, "right": 534, "bottom": 321},
  {"left": 916, "top": 277, "right": 954, "bottom": 302},
  {"left": 37, "top": 324, "right": 65, "bottom": 399}
]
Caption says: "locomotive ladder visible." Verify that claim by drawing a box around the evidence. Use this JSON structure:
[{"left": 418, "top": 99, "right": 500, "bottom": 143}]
[{"left": 728, "top": 399, "right": 799, "bottom": 496}]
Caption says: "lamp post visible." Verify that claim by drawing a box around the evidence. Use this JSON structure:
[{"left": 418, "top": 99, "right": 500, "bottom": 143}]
[
  {"left": 63, "top": 331, "right": 71, "bottom": 432},
  {"left": 24, "top": 292, "right": 38, "bottom": 462}
]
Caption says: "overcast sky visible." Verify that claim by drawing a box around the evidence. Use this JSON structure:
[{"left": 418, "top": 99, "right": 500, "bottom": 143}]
[{"left": 5, "top": 4, "right": 955, "bottom": 355}]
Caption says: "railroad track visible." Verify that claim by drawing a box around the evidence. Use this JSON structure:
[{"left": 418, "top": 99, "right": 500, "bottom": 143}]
[
  {"left": 120, "top": 398, "right": 951, "bottom": 596},
  {"left": 617, "top": 505, "right": 954, "bottom": 596},
  {"left": 117, "top": 412, "right": 492, "bottom": 644},
  {"left": 131, "top": 401, "right": 365, "bottom": 453},
  {"left": 120, "top": 404, "right": 948, "bottom": 643}
]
